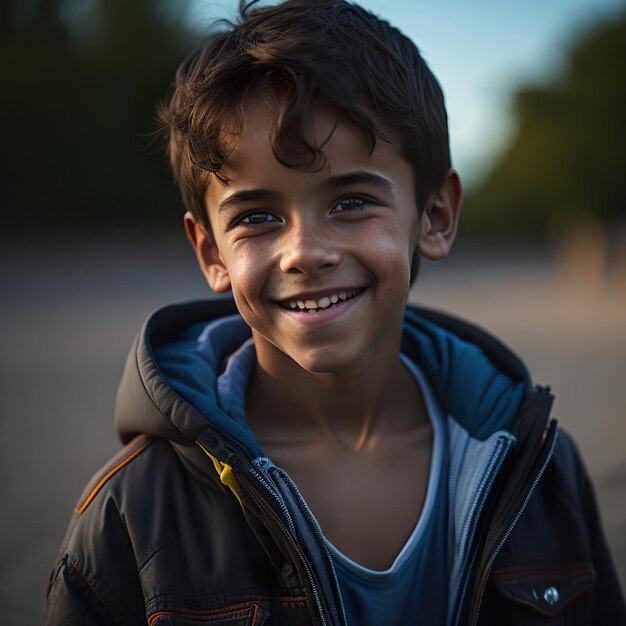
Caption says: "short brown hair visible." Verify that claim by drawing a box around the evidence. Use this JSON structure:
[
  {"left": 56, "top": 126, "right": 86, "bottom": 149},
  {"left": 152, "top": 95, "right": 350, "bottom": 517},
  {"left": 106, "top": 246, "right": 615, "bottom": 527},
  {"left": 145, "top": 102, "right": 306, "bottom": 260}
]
[{"left": 158, "top": 0, "right": 451, "bottom": 229}]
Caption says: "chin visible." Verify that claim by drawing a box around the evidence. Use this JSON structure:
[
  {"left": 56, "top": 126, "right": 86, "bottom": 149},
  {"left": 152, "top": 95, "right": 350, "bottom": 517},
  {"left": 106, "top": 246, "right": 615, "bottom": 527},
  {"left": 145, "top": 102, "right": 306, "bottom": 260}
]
[{"left": 290, "top": 347, "right": 361, "bottom": 376}]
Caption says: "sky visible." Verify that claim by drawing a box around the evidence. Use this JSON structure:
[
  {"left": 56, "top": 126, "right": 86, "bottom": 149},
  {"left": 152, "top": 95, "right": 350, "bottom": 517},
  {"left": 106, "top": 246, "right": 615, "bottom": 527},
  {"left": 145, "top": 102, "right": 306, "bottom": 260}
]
[{"left": 186, "top": 0, "right": 625, "bottom": 189}]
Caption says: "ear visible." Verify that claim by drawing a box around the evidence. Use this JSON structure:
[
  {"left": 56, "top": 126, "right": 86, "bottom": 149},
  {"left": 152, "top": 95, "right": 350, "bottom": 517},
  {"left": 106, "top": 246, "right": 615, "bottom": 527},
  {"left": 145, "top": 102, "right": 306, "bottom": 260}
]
[
  {"left": 417, "top": 169, "right": 463, "bottom": 261},
  {"left": 184, "top": 212, "right": 231, "bottom": 293}
]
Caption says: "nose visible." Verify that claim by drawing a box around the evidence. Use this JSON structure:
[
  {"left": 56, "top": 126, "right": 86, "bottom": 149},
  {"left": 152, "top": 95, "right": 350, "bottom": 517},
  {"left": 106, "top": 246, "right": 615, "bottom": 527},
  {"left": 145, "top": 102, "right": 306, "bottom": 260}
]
[{"left": 278, "top": 219, "right": 341, "bottom": 275}]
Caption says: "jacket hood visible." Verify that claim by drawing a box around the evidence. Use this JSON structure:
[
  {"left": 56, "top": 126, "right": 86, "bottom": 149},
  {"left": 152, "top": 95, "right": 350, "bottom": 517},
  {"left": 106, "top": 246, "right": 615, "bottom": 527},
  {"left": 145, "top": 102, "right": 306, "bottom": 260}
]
[{"left": 114, "top": 297, "right": 531, "bottom": 460}]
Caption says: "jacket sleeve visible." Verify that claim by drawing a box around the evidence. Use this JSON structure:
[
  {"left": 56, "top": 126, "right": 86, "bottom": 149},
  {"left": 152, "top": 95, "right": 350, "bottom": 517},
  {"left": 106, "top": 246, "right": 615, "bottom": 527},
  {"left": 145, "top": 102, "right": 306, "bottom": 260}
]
[
  {"left": 45, "top": 436, "right": 154, "bottom": 625},
  {"left": 556, "top": 430, "right": 626, "bottom": 622},
  {"left": 45, "top": 555, "right": 133, "bottom": 625},
  {"left": 576, "top": 450, "right": 626, "bottom": 623},
  {"left": 45, "top": 494, "right": 148, "bottom": 625}
]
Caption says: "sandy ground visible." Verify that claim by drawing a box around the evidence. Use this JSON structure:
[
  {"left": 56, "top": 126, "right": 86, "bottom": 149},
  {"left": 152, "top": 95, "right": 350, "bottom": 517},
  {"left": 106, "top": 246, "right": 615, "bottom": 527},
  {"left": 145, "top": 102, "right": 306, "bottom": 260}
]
[{"left": 1, "top": 232, "right": 624, "bottom": 624}]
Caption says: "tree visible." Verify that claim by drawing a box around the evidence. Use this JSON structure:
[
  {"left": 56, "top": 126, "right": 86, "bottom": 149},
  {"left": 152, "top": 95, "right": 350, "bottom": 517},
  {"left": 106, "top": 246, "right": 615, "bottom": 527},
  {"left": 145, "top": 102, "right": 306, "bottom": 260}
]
[
  {"left": 463, "top": 8, "right": 626, "bottom": 238},
  {"left": 0, "top": 0, "right": 196, "bottom": 229}
]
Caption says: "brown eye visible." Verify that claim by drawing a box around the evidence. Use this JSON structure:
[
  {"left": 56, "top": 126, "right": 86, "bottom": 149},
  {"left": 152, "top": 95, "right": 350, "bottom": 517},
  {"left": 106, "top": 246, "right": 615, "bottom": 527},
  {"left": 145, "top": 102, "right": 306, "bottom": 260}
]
[
  {"left": 332, "top": 197, "right": 366, "bottom": 213},
  {"left": 239, "top": 211, "right": 280, "bottom": 226}
]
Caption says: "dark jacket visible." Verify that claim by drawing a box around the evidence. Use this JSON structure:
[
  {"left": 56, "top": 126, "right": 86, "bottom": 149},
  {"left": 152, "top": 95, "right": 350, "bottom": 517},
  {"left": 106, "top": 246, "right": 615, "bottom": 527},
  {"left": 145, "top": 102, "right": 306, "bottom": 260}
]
[{"left": 45, "top": 298, "right": 625, "bottom": 625}]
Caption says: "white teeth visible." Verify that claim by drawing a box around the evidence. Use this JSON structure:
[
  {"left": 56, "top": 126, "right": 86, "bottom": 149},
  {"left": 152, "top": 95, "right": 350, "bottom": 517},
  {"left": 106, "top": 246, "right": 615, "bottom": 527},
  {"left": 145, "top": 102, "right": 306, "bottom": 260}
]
[{"left": 284, "top": 289, "right": 362, "bottom": 311}]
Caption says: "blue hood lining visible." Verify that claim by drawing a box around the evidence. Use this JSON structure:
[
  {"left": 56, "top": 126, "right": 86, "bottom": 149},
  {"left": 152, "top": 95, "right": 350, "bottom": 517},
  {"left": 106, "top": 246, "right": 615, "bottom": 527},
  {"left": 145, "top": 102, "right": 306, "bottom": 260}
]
[
  {"left": 401, "top": 310, "right": 525, "bottom": 440},
  {"left": 153, "top": 314, "right": 263, "bottom": 458}
]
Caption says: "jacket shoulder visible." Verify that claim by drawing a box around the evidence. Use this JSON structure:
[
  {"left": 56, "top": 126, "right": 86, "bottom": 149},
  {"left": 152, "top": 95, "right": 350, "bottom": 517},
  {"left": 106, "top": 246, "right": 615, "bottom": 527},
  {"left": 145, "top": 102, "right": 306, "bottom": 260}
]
[
  {"left": 46, "top": 435, "right": 174, "bottom": 625},
  {"left": 73, "top": 434, "right": 154, "bottom": 514},
  {"left": 59, "top": 434, "right": 184, "bottom": 558},
  {"left": 552, "top": 427, "right": 585, "bottom": 471}
]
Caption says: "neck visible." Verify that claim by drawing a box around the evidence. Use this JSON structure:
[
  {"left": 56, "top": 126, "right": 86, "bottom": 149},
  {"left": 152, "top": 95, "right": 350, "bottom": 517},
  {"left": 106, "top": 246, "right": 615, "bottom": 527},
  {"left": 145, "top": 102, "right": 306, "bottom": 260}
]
[{"left": 246, "top": 342, "right": 424, "bottom": 453}]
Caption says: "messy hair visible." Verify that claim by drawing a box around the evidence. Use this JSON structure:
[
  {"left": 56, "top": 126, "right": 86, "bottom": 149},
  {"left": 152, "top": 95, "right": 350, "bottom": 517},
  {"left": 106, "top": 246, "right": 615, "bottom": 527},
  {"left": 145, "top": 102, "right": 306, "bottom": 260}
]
[{"left": 158, "top": 0, "right": 451, "bottom": 230}]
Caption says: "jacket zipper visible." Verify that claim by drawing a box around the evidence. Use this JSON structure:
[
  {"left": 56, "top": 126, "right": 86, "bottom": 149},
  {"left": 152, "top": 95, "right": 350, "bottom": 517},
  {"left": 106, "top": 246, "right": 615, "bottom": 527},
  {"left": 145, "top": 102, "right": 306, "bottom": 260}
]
[
  {"left": 202, "top": 432, "right": 336, "bottom": 625},
  {"left": 469, "top": 426, "right": 559, "bottom": 626},
  {"left": 275, "top": 468, "right": 347, "bottom": 626},
  {"left": 451, "top": 435, "right": 514, "bottom": 626},
  {"left": 249, "top": 458, "right": 338, "bottom": 626}
]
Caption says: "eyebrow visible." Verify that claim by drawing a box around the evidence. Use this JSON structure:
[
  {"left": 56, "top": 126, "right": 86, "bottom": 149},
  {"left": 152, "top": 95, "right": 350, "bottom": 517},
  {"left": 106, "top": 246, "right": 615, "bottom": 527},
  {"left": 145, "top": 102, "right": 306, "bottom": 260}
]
[
  {"left": 312, "top": 171, "right": 394, "bottom": 196},
  {"left": 217, "top": 189, "right": 285, "bottom": 213},
  {"left": 217, "top": 170, "right": 394, "bottom": 213}
]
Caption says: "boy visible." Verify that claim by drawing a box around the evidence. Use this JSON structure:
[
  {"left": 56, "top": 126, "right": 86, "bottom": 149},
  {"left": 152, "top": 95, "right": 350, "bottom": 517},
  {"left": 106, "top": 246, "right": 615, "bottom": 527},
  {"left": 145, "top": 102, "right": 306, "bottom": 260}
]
[{"left": 46, "top": 0, "right": 625, "bottom": 624}]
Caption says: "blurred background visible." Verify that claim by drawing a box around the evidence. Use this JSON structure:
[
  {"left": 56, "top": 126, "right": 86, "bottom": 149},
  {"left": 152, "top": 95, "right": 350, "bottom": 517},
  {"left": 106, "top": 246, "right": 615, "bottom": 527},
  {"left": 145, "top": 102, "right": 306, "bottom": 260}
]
[{"left": 1, "top": 0, "right": 625, "bottom": 623}]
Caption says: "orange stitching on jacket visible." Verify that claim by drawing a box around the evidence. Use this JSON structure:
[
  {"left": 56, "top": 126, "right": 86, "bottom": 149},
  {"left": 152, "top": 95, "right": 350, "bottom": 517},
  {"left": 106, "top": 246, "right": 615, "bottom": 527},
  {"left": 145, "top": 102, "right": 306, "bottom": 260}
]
[
  {"left": 275, "top": 594, "right": 307, "bottom": 604},
  {"left": 152, "top": 600, "right": 255, "bottom": 614},
  {"left": 147, "top": 595, "right": 306, "bottom": 624},
  {"left": 148, "top": 602, "right": 260, "bottom": 625},
  {"left": 74, "top": 435, "right": 151, "bottom": 514},
  {"left": 494, "top": 562, "right": 593, "bottom": 580}
]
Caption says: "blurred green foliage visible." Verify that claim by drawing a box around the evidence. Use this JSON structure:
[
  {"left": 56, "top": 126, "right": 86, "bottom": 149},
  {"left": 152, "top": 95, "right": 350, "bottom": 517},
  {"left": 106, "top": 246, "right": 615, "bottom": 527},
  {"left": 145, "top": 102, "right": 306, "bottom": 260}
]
[
  {"left": 1, "top": 0, "right": 195, "bottom": 230},
  {"left": 463, "top": 8, "right": 626, "bottom": 239}
]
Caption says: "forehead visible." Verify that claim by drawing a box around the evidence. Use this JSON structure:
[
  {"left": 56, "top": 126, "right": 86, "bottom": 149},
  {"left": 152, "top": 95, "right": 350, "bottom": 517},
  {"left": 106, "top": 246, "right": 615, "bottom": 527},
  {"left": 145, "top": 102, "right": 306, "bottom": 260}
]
[{"left": 205, "top": 101, "right": 414, "bottom": 210}]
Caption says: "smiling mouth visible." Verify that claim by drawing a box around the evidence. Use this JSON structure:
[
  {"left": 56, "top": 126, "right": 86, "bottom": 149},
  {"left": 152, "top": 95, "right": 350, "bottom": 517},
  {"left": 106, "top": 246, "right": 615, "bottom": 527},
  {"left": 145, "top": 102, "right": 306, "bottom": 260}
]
[{"left": 279, "top": 288, "right": 365, "bottom": 313}]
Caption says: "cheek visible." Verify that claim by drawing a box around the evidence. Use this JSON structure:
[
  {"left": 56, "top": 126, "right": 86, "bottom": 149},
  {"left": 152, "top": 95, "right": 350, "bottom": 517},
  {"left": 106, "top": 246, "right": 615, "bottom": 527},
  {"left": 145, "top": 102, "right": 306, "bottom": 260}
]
[
  {"left": 225, "top": 243, "right": 261, "bottom": 284},
  {"left": 223, "top": 244, "right": 271, "bottom": 308},
  {"left": 368, "top": 226, "right": 415, "bottom": 275}
]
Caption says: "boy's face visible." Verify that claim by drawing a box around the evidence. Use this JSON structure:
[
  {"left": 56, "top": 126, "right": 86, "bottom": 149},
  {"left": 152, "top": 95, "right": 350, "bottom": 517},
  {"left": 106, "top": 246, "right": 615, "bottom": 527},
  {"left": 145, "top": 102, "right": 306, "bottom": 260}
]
[{"left": 187, "top": 101, "right": 460, "bottom": 375}]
